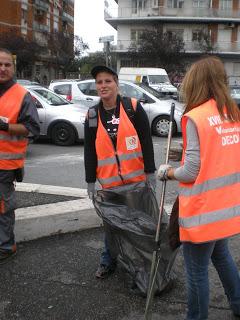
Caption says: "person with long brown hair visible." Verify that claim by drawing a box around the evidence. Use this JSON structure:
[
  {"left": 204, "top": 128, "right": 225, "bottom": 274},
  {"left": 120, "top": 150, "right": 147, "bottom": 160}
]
[{"left": 157, "top": 56, "right": 240, "bottom": 319}]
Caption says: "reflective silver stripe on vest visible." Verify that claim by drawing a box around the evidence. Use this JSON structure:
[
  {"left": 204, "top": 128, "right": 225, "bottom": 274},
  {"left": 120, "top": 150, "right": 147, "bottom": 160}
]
[
  {"left": 98, "top": 151, "right": 143, "bottom": 167},
  {"left": 98, "top": 156, "right": 116, "bottom": 167},
  {"left": 0, "top": 134, "right": 27, "bottom": 142},
  {"left": 179, "top": 204, "right": 240, "bottom": 228},
  {"left": 179, "top": 172, "right": 240, "bottom": 197},
  {"left": 98, "top": 175, "right": 122, "bottom": 185},
  {"left": 0, "top": 152, "right": 25, "bottom": 160},
  {"left": 122, "top": 169, "right": 145, "bottom": 180},
  {"left": 118, "top": 151, "right": 143, "bottom": 162}
]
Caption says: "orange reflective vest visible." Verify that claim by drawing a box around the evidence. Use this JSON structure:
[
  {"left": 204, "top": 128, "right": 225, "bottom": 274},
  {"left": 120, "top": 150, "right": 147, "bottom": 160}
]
[
  {"left": 179, "top": 99, "right": 240, "bottom": 243},
  {"left": 96, "top": 98, "right": 146, "bottom": 189},
  {"left": 0, "top": 83, "right": 28, "bottom": 170}
]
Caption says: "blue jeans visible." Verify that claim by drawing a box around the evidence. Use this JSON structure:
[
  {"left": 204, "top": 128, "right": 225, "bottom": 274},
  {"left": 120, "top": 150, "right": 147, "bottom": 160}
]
[
  {"left": 183, "top": 239, "right": 240, "bottom": 320},
  {"left": 100, "top": 235, "right": 116, "bottom": 267}
]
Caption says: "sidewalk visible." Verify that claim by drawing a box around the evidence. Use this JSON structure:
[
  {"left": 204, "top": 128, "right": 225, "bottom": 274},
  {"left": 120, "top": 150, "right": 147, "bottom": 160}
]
[{"left": 2, "top": 183, "right": 238, "bottom": 320}]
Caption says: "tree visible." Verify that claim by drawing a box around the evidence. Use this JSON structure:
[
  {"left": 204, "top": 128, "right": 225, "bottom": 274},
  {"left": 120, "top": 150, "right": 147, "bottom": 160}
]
[
  {"left": 127, "top": 27, "right": 186, "bottom": 74},
  {"left": 0, "top": 31, "right": 41, "bottom": 77},
  {"left": 47, "top": 33, "right": 88, "bottom": 77}
]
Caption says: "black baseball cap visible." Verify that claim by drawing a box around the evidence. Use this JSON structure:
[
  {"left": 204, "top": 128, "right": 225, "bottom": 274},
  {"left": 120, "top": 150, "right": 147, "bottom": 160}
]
[{"left": 91, "top": 65, "right": 118, "bottom": 79}]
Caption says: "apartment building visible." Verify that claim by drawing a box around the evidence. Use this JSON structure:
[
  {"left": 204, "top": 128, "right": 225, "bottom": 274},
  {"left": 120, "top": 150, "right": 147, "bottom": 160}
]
[
  {"left": 105, "top": 0, "right": 240, "bottom": 84},
  {"left": 0, "top": 0, "right": 74, "bottom": 83}
]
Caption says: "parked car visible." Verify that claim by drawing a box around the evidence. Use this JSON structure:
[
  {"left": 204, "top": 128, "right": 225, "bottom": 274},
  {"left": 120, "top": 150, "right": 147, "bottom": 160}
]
[
  {"left": 69, "top": 79, "right": 184, "bottom": 137},
  {"left": 48, "top": 79, "right": 88, "bottom": 103},
  {"left": 17, "top": 79, "right": 40, "bottom": 86},
  {"left": 230, "top": 85, "right": 240, "bottom": 108},
  {"left": 25, "top": 85, "right": 88, "bottom": 146}
]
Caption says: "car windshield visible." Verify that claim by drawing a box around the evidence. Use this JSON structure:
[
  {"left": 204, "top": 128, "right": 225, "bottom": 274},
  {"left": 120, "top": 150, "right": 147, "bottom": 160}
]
[
  {"left": 148, "top": 75, "right": 170, "bottom": 84},
  {"left": 137, "top": 83, "right": 170, "bottom": 99},
  {"left": 31, "top": 88, "right": 71, "bottom": 106}
]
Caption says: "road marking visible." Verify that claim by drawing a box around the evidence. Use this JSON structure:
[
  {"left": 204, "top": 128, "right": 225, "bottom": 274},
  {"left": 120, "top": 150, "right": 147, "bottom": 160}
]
[
  {"left": 16, "top": 199, "right": 92, "bottom": 219},
  {"left": 25, "top": 154, "right": 84, "bottom": 166},
  {"left": 16, "top": 182, "right": 172, "bottom": 214},
  {"left": 15, "top": 183, "right": 172, "bottom": 242}
]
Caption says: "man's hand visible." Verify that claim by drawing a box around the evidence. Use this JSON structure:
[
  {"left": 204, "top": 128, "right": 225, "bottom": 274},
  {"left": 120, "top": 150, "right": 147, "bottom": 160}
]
[
  {"left": 87, "top": 183, "right": 96, "bottom": 200},
  {"left": 157, "top": 164, "right": 173, "bottom": 181},
  {"left": 0, "top": 119, "right": 9, "bottom": 131}
]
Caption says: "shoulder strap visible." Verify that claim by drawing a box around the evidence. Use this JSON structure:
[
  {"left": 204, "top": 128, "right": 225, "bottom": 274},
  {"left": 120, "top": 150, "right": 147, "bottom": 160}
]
[
  {"left": 88, "top": 105, "right": 98, "bottom": 128},
  {"left": 121, "top": 96, "right": 137, "bottom": 124}
]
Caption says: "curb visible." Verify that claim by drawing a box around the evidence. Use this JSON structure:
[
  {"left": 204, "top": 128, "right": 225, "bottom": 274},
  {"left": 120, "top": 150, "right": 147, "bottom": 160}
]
[
  {"left": 15, "top": 183, "right": 172, "bottom": 242},
  {"left": 15, "top": 183, "right": 101, "bottom": 242}
]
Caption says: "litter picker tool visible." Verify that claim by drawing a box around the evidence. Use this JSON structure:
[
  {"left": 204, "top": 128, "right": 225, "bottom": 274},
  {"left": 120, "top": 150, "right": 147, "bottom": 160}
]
[{"left": 144, "top": 102, "right": 175, "bottom": 320}]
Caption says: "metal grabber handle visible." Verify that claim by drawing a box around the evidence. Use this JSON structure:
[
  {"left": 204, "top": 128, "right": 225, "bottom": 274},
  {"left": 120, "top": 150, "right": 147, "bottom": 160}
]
[{"left": 144, "top": 102, "right": 175, "bottom": 320}]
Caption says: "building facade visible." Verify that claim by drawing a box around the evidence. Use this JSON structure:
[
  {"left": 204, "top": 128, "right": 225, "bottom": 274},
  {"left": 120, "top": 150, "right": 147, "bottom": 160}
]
[
  {"left": 0, "top": 0, "right": 74, "bottom": 84},
  {"left": 105, "top": 0, "right": 240, "bottom": 84}
]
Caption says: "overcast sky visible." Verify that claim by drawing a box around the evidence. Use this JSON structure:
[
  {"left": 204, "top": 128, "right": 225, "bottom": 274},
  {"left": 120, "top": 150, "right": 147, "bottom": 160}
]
[{"left": 74, "top": 0, "right": 117, "bottom": 52}]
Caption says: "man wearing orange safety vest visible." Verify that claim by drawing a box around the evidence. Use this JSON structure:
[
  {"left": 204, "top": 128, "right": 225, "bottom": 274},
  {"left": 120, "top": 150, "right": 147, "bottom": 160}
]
[
  {"left": 84, "top": 65, "right": 156, "bottom": 279},
  {"left": 0, "top": 48, "right": 40, "bottom": 264}
]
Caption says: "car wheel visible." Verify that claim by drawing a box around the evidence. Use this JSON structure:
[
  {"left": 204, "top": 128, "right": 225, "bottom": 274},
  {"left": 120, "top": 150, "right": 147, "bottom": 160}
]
[
  {"left": 152, "top": 116, "right": 177, "bottom": 137},
  {"left": 51, "top": 122, "right": 76, "bottom": 146}
]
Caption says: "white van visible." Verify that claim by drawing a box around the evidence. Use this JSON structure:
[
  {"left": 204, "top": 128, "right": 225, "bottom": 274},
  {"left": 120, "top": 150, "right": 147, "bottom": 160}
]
[{"left": 118, "top": 67, "right": 177, "bottom": 95}]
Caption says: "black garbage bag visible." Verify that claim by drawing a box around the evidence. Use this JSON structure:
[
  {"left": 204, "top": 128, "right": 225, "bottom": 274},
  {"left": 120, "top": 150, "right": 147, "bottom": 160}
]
[{"left": 93, "top": 182, "right": 179, "bottom": 296}]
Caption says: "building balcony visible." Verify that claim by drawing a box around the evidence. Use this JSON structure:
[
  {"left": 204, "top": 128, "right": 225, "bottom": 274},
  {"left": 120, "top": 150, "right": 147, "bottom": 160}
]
[
  {"left": 62, "top": 11, "right": 74, "bottom": 23},
  {"left": 33, "top": 21, "right": 49, "bottom": 32},
  {"left": 34, "top": 0, "right": 49, "bottom": 12},
  {"left": 115, "top": 39, "right": 240, "bottom": 55},
  {"left": 105, "top": 5, "right": 240, "bottom": 27}
]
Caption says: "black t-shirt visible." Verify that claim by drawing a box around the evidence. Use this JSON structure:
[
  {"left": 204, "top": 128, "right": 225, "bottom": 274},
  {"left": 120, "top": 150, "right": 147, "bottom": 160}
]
[
  {"left": 84, "top": 95, "right": 156, "bottom": 183},
  {"left": 99, "top": 102, "right": 120, "bottom": 148}
]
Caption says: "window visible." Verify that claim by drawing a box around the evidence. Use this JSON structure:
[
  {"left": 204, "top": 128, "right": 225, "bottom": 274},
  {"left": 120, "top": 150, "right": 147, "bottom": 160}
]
[
  {"left": 119, "top": 83, "right": 144, "bottom": 100},
  {"left": 78, "top": 83, "right": 89, "bottom": 95},
  {"left": 192, "top": 30, "right": 203, "bottom": 41},
  {"left": 219, "top": 0, "right": 232, "bottom": 9},
  {"left": 33, "top": 89, "right": 70, "bottom": 106},
  {"left": 167, "top": 0, "right": 184, "bottom": 8},
  {"left": 192, "top": 0, "right": 208, "bottom": 7},
  {"left": 166, "top": 29, "right": 184, "bottom": 40},
  {"left": 21, "top": 9, "right": 28, "bottom": 21},
  {"left": 87, "top": 82, "right": 98, "bottom": 96},
  {"left": 132, "top": 0, "right": 137, "bottom": 13},
  {"left": 131, "top": 29, "right": 145, "bottom": 43},
  {"left": 53, "top": 84, "right": 71, "bottom": 95}
]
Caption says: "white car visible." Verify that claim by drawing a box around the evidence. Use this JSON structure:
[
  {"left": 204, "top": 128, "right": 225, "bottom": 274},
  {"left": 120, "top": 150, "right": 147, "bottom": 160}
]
[
  {"left": 69, "top": 79, "right": 184, "bottom": 137},
  {"left": 48, "top": 79, "right": 98, "bottom": 106},
  {"left": 25, "top": 85, "right": 88, "bottom": 146}
]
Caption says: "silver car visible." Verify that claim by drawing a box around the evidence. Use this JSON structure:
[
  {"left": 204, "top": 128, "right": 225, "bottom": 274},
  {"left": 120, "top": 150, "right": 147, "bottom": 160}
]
[
  {"left": 71, "top": 79, "right": 183, "bottom": 137},
  {"left": 25, "top": 85, "right": 88, "bottom": 146}
]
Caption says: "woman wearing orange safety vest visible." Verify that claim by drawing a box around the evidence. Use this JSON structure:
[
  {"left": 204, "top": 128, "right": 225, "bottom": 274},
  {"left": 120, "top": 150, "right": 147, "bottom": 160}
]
[
  {"left": 84, "top": 65, "right": 156, "bottom": 280},
  {"left": 157, "top": 56, "right": 240, "bottom": 319}
]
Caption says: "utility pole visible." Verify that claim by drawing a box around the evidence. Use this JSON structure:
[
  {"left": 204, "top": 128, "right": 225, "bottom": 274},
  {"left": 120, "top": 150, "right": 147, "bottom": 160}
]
[{"left": 99, "top": 35, "right": 114, "bottom": 67}]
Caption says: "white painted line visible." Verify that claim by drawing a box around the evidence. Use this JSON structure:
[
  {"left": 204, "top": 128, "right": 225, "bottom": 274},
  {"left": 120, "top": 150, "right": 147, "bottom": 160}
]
[
  {"left": 15, "top": 199, "right": 93, "bottom": 219},
  {"left": 16, "top": 183, "right": 87, "bottom": 197}
]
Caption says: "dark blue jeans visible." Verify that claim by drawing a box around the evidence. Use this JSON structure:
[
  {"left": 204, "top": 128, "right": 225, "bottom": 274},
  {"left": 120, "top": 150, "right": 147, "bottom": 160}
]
[
  {"left": 183, "top": 239, "right": 240, "bottom": 320},
  {"left": 100, "top": 235, "right": 116, "bottom": 267}
]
